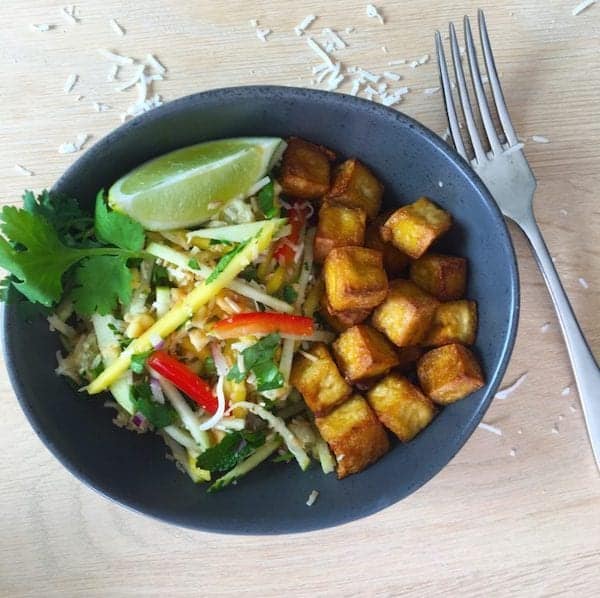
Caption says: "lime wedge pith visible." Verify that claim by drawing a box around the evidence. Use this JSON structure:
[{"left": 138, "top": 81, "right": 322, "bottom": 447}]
[{"left": 108, "top": 137, "right": 286, "bottom": 231}]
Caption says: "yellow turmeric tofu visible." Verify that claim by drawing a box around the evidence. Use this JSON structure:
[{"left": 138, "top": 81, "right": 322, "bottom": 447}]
[
  {"left": 396, "top": 346, "right": 425, "bottom": 373},
  {"left": 314, "top": 202, "right": 367, "bottom": 264},
  {"left": 333, "top": 324, "right": 400, "bottom": 382},
  {"left": 367, "top": 374, "right": 437, "bottom": 442},
  {"left": 315, "top": 395, "right": 389, "bottom": 479},
  {"left": 365, "top": 215, "right": 409, "bottom": 277},
  {"left": 381, "top": 197, "right": 452, "bottom": 259},
  {"left": 280, "top": 137, "right": 336, "bottom": 199},
  {"left": 424, "top": 300, "right": 478, "bottom": 347},
  {"left": 326, "top": 158, "right": 384, "bottom": 219},
  {"left": 417, "top": 343, "right": 485, "bottom": 404},
  {"left": 319, "top": 295, "right": 370, "bottom": 332},
  {"left": 323, "top": 246, "right": 388, "bottom": 311},
  {"left": 290, "top": 343, "right": 351, "bottom": 416},
  {"left": 410, "top": 253, "right": 467, "bottom": 300},
  {"left": 372, "top": 280, "right": 439, "bottom": 347}
]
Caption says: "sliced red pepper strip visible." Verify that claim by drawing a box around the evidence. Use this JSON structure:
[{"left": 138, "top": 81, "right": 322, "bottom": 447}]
[
  {"left": 211, "top": 312, "right": 314, "bottom": 339},
  {"left": 147, "top": 351, "right": 218, "bottom": 414},
  {"left": 273, "top": 201, "right": 310, "bottom": 267}
]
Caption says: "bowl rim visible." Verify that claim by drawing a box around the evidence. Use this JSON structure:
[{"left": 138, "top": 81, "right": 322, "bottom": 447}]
[{"left": 2, "top": 85, "right": 520, "bottom": 534}]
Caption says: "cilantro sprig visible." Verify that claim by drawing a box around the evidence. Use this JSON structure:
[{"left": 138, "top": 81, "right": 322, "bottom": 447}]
[
  {"left": 196, "top": 430, "right": 266, "bottom": 472},
  {"left": 0, "top": 189, "right": 145, "bottom": 315}
]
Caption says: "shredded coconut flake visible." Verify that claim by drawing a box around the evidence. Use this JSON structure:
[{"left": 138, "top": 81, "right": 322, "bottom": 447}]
[
  {"left": 307, "top": 37, "right": 333, "bottom": 67},
  {"left": 64, "top": 73, "right": 78, "bottom": 93},
  {"left": 551, "top": 424, "right": 559, "bottom": 434},
  {"left": 31, "top": 23, "right": 53, "bottom": 32},
  {"left": 256, "top": 27, "right": 271, "bottom": 42},
  {"left": 532, "top": 135, "right": 550, "bottom": 144},
  {"left": 345, "top": 26, "right": 355, "bottom": 34},
  {"left": 540, "top": 322, "right": 551, "bottom": 333},
  {"left": 109, "top": 18, "right": 125, "bottom": 36},
  {"left": 418, "top": 54, "right": 430, "bottom": 64},
  {"left": 495, "top": 373, "right": 528, "bottom": 400},
  {"left": 116, "top": 64, "right": 145, "bottom": 91},
  {"left": 14, "top": 164, "right": 34, "bottom": 176},
  {"left": 93, "top": 102, "right": 111, "bottom": 112},
  {"left": 424, "top": 86, "right": 440, "bottom": 95},
  {"left": 249, "top": 19, "right": 258, "bottom": 27},
  {"left": 438, "top": 181, "right": 444, "bottom": 188},
  {"left": 107, "top": 64, "right": 119, "bottom": 82},
  {"left": 306, "top": 490, "right": 319, "bottom": 506},
  {"left": 572, "top": 0, "right": 596, "bottom": 16},
  {"left": 388, "top": 59, "right": 406, "bottom": 66},
  {"left": 58, "top": 142, "right": 77, "bottom": 154},
  {"left": 561, "top": 386, "right": 571, "bottom": 397},
  {"left": 146, "top": 53, "right": 166, "bottom": 74},
  {"left": 578, "top": 277, "right": 589, "bottom": 289},
  {"left": 322, "top": 27, "right": 347, "bottom": 50},
  {"left": 559, "top": 208, "right": 568, "bottom": 216},
  {"left": 295, "top": 14, "right": 317, "bottom": 36},
  {"left": 383, "top": 71, "right": 401, "bottom": 81},
  {"left": 61, "top": 6, "right": 79, "bottom": 24},
  {"left": 478, "top": 422, "right": 502, "bottom": 436},
  {"left": 366, "top": 3, "right": 385, "bottom": 24},
  {"left": 570, "top": 403, "right": 577, "bottom": 412},
  {"left": 98, "top": 48, "right": 135, "bottom": 65},
  {"left": 510, "top": 448, "right": 517, "bottom": 457},
  {"left": 381, "top": 45, "right": 388, "bottom": 53}
]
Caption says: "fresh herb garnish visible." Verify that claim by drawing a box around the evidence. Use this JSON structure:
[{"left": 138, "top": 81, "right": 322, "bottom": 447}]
[
  {"left": 202, "top": 355, "right": 217, "bottom": 377},
  {"left": 257, "top": 180, "right": 278, "bottom": 219},
  {"left": 281, "top": 284, "right": 298, "bottom": 304},
  {"left": 188, "top": 258, "right": 200, "bottom": 270},
  {"left": 130, "top": 382, "right": 176, "bottom": 428},
  {"left": 130, "top": 350, "right": 153, "bottom": 374},
  {"left": 239, "top": 264, "right": 258, "bottom": 282},
  {"left": 108, "top": 322, "right": 131, "bottom": 350},
  {"left": 206, "top": 239, "right": 250, "bottom": 284},
  {"left": 151, "top": 264, "right": 171, "bottom": 287},
  {"left": 0, "top": 190, "right": 145, "bottom": 314},
  {"left": 226, "top": 333, "right": 284, "bottom": 392},
  {"left": 196, "top": 430, "right": 266, "bottom": 472},
  {"left": 272, "top": 450, "right": 294, "bottom": 463}
]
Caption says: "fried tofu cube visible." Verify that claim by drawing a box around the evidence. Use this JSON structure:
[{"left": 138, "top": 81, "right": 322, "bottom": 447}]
[
  {"left": 381, "top": 197, "right": 452, "bottom": 259},
  {"left": 410, "top": 253, "right": 467, "bottom": 300},
  {"left": 290, "top": 343, "right": 352, "bottom": 416},
  {"left": 417, "top": 343, "right": 485, "bottom": 404},
  {"left": 319, "top": 295, "right": 370, "bottom": 332},
  {"left": 372, "top": 280, "right": 439, "bottom": 347},
  {"left": 323, "top": 246, "right": 388, "bottom": 311},
  {"left": 333, "top": 324, "right": 400, "bottom": 382},
  {"left": 424, "top": 300, "right": 478, "bottom": 347},
  {"left": 314, "top": 202, "right": 367, "bottom": 264},
  {"left": 396, "top": 346, "right": 425, "bottom": 372},
  {"left": 315, "top": 395, "right": 389, "bottom": 478},
  {"left": 367, "top": 374, "right": 437, "bottom": 442},
  {"left": 365, "top": 215, "right": 409, "bottom": 277},
  {"left": 326, "top": 158, "right": 384, "bottom": 219},
  {"left": 280, "top": 137, "right": 336, "bottom": 199}
]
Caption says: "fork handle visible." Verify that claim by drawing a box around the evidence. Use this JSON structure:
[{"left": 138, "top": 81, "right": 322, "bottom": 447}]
[{"left": 519, "top": 215, "right": 600, "bottom": 470}]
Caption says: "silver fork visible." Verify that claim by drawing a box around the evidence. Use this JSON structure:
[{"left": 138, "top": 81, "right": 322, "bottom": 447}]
[{"left": 435, "top": 9, "right": 600, "bottom": 470}]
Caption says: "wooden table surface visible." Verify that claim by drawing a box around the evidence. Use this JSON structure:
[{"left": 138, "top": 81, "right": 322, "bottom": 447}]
[{"left": 1, "top": 1, "right": 599, "bottom": 596}]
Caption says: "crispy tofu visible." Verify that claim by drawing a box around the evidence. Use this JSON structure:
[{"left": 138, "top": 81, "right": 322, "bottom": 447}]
[
  {"left": 365, "top": 215, "right": 409, "bottom": 277},
  {"left": 410, "top": 253, "right": 467, "bottom": 300},
  {"left": 367, "top": 373, "right": 437, "bottom": 442},
  {"left": 424, "top": 300, "right": 478, "bottom": 347},
  {"left": 290, "top": 343, "right": 352, "bottom": 416},
  {"left": 396, "top": 346, "right": 425, "bottom": 372},
  {"left": 320, "top": 295, "right": 370, "bottom": 332},
  {"left": 333, "top": 324, "right": 400, "bottom": 382},
  {"left": 323, "top": 246, "right": 388, "bottom": 311},
  {"left": 372, "top": 280, "right": 439, "bottom": 347},
  {"left": 280, "top": 137, "right": 336, "bottom": 199},
  {"left": 381, "top": 197, "right": 452, "bottom": 259},
  {"left": 417, "top": 343, "right": 485, "bottom": 404},
  {"left": 326, "top": 158, "right": 384, "bottom": 219},
  {"left": 314, "top": 202, "right": 367, "bottom": 264},
  {"left": 315, "top": 395, "right": 389, "bottom": 478}
]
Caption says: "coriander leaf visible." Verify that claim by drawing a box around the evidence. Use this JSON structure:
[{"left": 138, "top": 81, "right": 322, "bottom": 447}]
[
  {"left": 254, "top": 360, "right": 285, "bottom": 392},
  {"left": 70, "top": 256, "right": 132, "bottom": 315},
  {"left": 131, "top": 350, "right": 152, "bottom": 374},
  {"left": 131, "top": 383, "right": 176, "bottom": 428},
  {"left": 188, "top": 258, "right": 200, "bottom": 270},
  {"left": 257, "top": 180, "right": 278, "bottom": 218},
  {"left": 151, "top": 263, "right": 171, "bottom": 287},
  {"left": 239, "top": 264, "right": 258, "bottom": 282},
  {"left": 206, "top": 239, "right": 250, "bottom": 284},
  {"left": 196, "top": 430, "right": 266, "bottom": 472},
  {"left": 94, "top": 190, "right": 145, "bottom": 251},
  {"left": 281, "top": 284, "right": 297, "bottom": 304},
  {"left": 243, "top": 333, "right": 281, "bottom": 370},
  {"left": 202, "top": 356, "right": 217, "bottom": 377},
  {"left": 226, "top": 362, "right": 245, "bottom": 383}
]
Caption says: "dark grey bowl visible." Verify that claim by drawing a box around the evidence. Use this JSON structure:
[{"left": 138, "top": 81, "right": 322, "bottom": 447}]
[{"left": 3, "top": 86, "right": 519, "bottom": 534}]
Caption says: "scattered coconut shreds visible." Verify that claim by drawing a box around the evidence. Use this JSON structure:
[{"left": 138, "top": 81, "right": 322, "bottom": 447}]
[
  {"left": 438, "top": 181, "right": 444, "bottom": 188},
  {"left": 64, "top": 73, "right": 78, "bottom": 94},
  {"left": 350, "top": 79, "right": 361, "bottom": 96},
  {"left": 570, "top": 403, "right": 577, "bottom": 412},
  {"left": 504, "top": 142, "right": 525, "bottom": 155},
  {"left": 345, "top": 26, "right": 355, "bottom": 34},
  {"left": 98, "top": 48, "right": 135, "bottom": 66},
  {"left": 75, "top": 133, "right": 90, "bottom": 149},
  {"left": 578, "top": 277, "right": 589, "bottom": 289},
  {"left": 61, "top": 6, "right": 79, "bottom": 24},
  {"left": 388, "top": 59, "right": 406, "bottom": 66},
  {"left": 249, "top": 19, "right": 258, "bottom": 28},
  {"left": 31, "top": 23, "right": 53, "bottom": 32},
  {"left": 256, "top": 27, "right": 272, "bottom": 42},
  {"left": 551, "top": 424, "right": 559, "bottom": 434},
  {"left": 442, "top": 127, "right": 451, "bottom": 141},
  {"left": 418, "top": 54, "right": 430, "bottom": 64},
  {"left": 117, "top": 64, "right": 146, "bottom": 92},
  {"left": 495, "top": 373, "right": 528, "bottom": 400},
  {"left": 572, "top": 0, "right": 596, "bottom": 16},
  {"left": 14, "top": 164, "right": 34, "bottom": 176},
  {"left": 75, "top": 95, "right": 84, "bottom": 101},
  {"left": 146, "top": 53, "right": 166, "bottom": 74},
  {"left": 383, "top": 71, "right": 401, "bottom": 81},
  {"left": 109, "top": 18, "right": 125, "bottom": 36},
  {"left": 409, "top": 60, "right": 419, "bottom": 69},
  {"left": 540, "top": 322, "right": 551, "bottom": 333},
  {"left": 295, "top": 14, "right": 317, "bottom": 36},
  {"left": 366, "top": 3, "right": 385, "bottom": 24},
  {"left": 478, "top": 422, "right": 502, "bottom": 436},
  {"left": 532, "top": 135, "right": 550, "bottom": 144},
  {"left": 93, "top": 102, "right": 111, "bottom": 113},
  {"left": 306, "top": 490, "right": 319, "bottom": 506},
  {"left": 323, "top": 28, "right": 347, "bottom": 51},
  {"left": 307, "top": 37, "right": 333, "bottom": 67},
  {"left": 517, "top": 428, "right": 523, "bottom": 435},
  {"left": 424, "top": 86, "right": 440, "bottom": 95},
  {"left": 558, "top": 414, "right": 564, "bottom": 421},
  {"left": 107, "top": 64, "right": 119, "bottom": 82},
  {"left": 510, "top": 448, "right": 517, "bottom": 457},
  {"left": 58, "top": 142, "right": 77, "bottom": 154},
  {"left": 562, "top": 386, "right": 571, "bottom": 397},
  {"left": 559, "top": 208, "right": 568, "bottom": 216},
  {"left": 381, "top": 45, "right": 388, "bottom": 53}
]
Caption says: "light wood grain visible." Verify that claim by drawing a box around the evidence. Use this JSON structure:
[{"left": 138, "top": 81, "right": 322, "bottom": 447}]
[{"left": 1, "top": 1, "right": 599, "bottom": 596}]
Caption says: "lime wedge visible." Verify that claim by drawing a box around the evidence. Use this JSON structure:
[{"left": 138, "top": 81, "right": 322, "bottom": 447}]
[{"left": 108, "top": 137, "right": 285, "bottom": 230}]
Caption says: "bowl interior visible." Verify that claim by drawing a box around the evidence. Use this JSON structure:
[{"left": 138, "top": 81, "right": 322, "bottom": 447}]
[{"left": 3, "top": 86, "right": 519, "bottom": 534}]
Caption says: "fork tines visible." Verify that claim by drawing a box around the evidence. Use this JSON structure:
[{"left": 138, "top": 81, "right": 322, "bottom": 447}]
[{"left": 435, "top": 9, "right": 519, "bottom": 163}]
